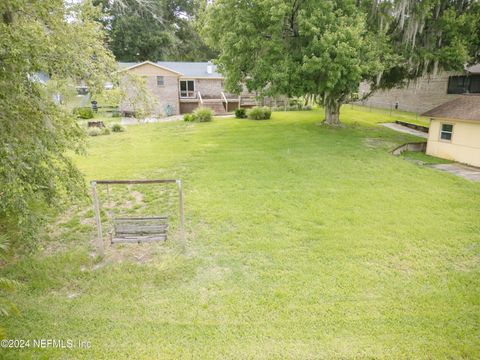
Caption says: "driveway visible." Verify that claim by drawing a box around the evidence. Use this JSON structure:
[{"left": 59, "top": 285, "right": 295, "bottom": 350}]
[
  {"left": 381, "top": 122, "right": 428, "bottom": 138},
  {"left": 429, "top": 163, "right": 480, "bottom": 182}
]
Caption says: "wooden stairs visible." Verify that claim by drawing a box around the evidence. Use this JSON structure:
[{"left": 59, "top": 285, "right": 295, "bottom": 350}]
[{"left": 201, "top": 99, "right": 227, "bottom": 115}]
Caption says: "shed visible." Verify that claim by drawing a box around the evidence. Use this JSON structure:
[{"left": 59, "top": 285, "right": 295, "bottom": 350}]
[{"left": 421, "top": 95, "right": 480, "bottom": 167}]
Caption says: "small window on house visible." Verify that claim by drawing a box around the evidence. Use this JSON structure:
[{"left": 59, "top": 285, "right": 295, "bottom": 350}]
[
  {"left": 440, "top": 124, "right": 453, "bottom": 141},
  {"left": 157, "top": 76, "right": 164, "bottom": 87}
]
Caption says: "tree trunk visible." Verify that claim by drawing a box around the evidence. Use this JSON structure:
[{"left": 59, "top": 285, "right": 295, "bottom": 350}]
[{"left": 324, "top": 101, "right": 341, "bottom": 126}]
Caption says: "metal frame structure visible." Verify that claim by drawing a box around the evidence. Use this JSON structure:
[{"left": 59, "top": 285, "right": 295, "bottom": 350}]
[{"left": 91, "top": 179, "right": 185, "bottom": 256}]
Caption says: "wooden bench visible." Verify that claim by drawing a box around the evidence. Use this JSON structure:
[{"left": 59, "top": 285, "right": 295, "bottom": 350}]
[{"left": 110, "top": 216, "right": 168, "bottom": 244}]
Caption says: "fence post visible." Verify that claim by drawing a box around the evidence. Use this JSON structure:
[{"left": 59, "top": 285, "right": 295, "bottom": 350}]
[
  {"left": 91, "top": 181, "right": 104, "bottom": 257},
  {"left": 177, "top": 180, "right": 185, "bottom": 248}
]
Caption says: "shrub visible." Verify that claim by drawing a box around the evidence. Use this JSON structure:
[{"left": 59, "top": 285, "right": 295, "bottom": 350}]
[
  {"left": 121, "top": 110, "right": 136, "bottom": 118},
  {"left": 74, "top": 107, "right": 94, "bottom": 119},
  {"left": 101, "top": 127, "right": 110, "bottom": 135},
  {"left": 270, "top": 105, "right": 311, "bottom": 112},
  {"left": 183, "top": 113, "right": 196, "bottom": 122},
  {"left": 247, "top": 106, "right": 271, "bottom": 120},
  {"left": 110, "top": 123, "right": 125, "bottom": 132},
  {"left": 262, "top": 107, "right": 272, "bottom": 119},
  {"left": 111, "top": 111, "right": 121, "bottom": 118},
  {"left": 235, "top": 108, "right": 247, "bottom": 118},
  {"left": 193, "top": 107, "right": 213, "bottom": 122},
  {"left": 87, "top": 127, "right": 102, "bottom": 136},
  {"left": 247, "top": 107, "right": 263, "bottom": 120},
  {"left": 289, "top": 99, "right": 301, "bottom": 107}
]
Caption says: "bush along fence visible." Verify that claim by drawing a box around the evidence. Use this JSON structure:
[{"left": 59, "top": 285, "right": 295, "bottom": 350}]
[{"left": 247, "top": 107, "right": 271, "bottom": 120}]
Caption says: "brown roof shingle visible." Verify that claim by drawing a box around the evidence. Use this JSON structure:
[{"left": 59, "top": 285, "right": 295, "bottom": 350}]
[{"left": 421, "top": 95, "right": 480, "bottom": 122}]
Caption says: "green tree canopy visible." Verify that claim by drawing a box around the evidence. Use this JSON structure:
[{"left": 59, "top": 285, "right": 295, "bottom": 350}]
[
  {"left": 203, "top": 0, "right": 384, "bottom": 125},
  {"left": 0, "top": 0, "right": 115, "bottom": 246},
  {"left": 96, "top": 0, "right": 216, "bottom": 61},
  {"left": 362, "top": 0, "right": 480, "bottom": 90},
  {"left": 203, "top": 0, "right": 479, "bottom": 125}
]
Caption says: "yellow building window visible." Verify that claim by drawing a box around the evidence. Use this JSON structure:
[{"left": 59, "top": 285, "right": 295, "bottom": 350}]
[{"left": 440, "top": 124, "right": 453, "bottom": 141}]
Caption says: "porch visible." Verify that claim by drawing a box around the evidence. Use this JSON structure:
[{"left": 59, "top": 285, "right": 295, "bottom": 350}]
[{"left": 179, "top": 91, "right": 258, "bottom": 114}]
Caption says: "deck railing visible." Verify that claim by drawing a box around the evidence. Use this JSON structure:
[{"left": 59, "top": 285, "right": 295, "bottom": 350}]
[{"left": 222, "top": 91, "right": 228, "bottom": 105}]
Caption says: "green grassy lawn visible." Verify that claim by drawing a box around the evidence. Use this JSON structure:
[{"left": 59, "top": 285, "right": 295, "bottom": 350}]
[
  {"left": 2, "top": 107, "right": 479, "bottom": 359},
  {"left": 401, "top": 151, "right": 454, "bottom": 165},
  {"left": 349, "top": 104, "right": 430, "bottom": 126}
]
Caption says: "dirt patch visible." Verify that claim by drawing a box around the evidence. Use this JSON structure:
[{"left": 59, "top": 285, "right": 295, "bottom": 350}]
[
  {"left": 131, "top": 190, "right": 144, "bottom": 204},
  {"left": 120, "top": 190, "right": 144, "bottom": 209},
  {"left": 98, "top": 240, "right": 170, "bottom": 265},
  {"left": 363, "top": 138, "right": 397, "bottom": 150}
]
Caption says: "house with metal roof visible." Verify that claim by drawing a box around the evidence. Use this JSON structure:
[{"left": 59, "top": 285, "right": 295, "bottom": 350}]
[
  {"left": 118, "top": 61, "right": 258, "bottom": 116},
  {"left": 422, "top": 94, "right": 480, "bottom": 167}
]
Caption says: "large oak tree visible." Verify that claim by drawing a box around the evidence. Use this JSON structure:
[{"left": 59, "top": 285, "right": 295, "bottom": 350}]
[
  {"left": 203, "top": 0, "right": 479, "bottom": 125},
  {"left": 362, "top": 0, "right": 480, "bottom": 91}
]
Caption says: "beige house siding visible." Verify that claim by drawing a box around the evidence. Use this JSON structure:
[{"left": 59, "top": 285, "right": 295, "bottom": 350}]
[
  {"left": 358, "top": 72, "right": 464, "bottom": 113},
  {"left": 191, "top": 78, "right": 224, "bottom": 98},
  {"left": 119, "top": 62, "right": 263, "bottom": 116},
  {"left": 120, "top": 63, "right": 180, "bottom": 116},
  {"left": 426, "top": 119, "right": 480, "bottom": 167},
  {"left": 126, "top": 63, "right": 181, "bottom": 77}
]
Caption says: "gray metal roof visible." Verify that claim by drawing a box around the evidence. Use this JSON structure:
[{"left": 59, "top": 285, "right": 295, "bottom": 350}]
[
  {"left": 118, "top": 61, "right": 479, "bottom": 78},
  {"left": 118, "top": 61, "right": 223, "bottom": 78}
]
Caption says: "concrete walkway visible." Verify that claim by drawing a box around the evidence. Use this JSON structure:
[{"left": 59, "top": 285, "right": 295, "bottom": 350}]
[
  {"left": 381, "top": 123, "right": 428, "bottom": 138},
  {"left": 382, "top": 122, "right": 480, "bottom": 181},
  {"left": 429, "top": 163, "right": 480, "bottom": 182},
  {"left": 120, "top": 114, "right": 234, "bottom": 126}
]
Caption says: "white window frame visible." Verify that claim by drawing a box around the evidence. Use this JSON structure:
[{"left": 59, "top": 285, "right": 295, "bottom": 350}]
[
  {"left": 439, "top": 123, "right": 454, "bottom": 142},
  {"left": 156, "top": 76, "right": 165, "bottom": 87},
  {"left": 179, "top": 80, "right": 196, "bottom": 98}
]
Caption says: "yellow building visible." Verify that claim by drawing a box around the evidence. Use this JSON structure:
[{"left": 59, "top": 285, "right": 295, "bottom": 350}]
[{"left": 422, "top": 95, "right": 480, "bottom": 167}]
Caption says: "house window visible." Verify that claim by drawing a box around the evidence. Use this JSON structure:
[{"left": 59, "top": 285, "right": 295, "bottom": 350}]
[
  {"left": 440, "top": 124, "right": 453, "bottom": 141},
  {"left": 157, "top": 76, "right": 164, "bottom": 87},
  {"left": 180, "top": 80, "right": 195, "bottom": 98},
  {"left": 447, "top": 75, "right": 480, "bottom": 94}
]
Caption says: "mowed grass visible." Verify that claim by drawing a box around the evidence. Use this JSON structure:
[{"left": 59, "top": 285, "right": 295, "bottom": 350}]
[
  {"left": 348, "top": 104, "right": 430, "bottom": 126},
  {"left": 1, "top": 107, "right": 479, "bottom": 359}
]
